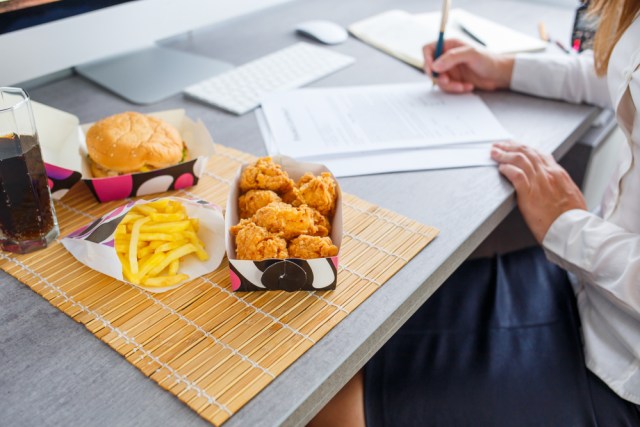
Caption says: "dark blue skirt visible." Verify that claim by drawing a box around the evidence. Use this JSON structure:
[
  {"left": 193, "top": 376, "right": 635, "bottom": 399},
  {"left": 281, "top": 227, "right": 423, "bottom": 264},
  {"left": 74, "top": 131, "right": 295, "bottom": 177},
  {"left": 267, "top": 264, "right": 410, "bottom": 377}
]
[{"left": 364, "top": 248, "right": 640, "bottom": 427}]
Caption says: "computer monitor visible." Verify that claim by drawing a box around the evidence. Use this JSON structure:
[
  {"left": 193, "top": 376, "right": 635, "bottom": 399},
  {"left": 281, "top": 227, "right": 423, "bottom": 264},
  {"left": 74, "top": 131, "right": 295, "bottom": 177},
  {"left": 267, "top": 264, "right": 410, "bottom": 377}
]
[{"left": 0, "top": 0, "right": 288, "bottom": 103}]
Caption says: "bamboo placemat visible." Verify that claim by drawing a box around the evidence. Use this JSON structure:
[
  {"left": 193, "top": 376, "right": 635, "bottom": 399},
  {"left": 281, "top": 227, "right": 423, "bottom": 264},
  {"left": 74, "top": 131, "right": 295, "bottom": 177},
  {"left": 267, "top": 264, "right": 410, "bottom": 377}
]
[{"left": 0, "top": 145, "right": 439, "bottom": 426}]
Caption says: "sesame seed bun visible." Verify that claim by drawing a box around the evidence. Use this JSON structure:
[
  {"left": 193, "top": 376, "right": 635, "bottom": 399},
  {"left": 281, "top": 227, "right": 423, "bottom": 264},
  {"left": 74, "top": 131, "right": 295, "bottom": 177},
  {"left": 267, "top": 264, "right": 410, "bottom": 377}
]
[{"left": 86, "top": 112, "right": 184, "bottom": 176}]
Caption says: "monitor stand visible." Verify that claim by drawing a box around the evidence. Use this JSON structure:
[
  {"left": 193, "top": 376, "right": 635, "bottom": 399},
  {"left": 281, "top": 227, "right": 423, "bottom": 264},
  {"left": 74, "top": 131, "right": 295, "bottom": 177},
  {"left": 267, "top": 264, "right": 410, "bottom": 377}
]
[{"left": 75, "top": 45, "right": 233, "bottom": 105}]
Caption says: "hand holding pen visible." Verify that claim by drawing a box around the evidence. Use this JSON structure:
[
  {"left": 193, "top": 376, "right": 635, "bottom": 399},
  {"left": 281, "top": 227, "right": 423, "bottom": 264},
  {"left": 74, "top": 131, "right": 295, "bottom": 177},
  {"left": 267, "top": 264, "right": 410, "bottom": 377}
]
[
  {"left": 426, "top": 0, "right": 515, "bottom": 93},
  {"left": 423, "top": 39, "right": 515, "bottom": 93}
]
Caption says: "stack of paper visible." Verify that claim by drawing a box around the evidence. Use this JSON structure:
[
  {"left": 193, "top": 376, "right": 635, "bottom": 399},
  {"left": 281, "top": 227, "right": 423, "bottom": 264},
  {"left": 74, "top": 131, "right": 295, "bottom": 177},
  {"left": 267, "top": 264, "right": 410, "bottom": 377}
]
[
  {"left": 348, "top": 9, "right": 547, "bottom": 69},
  {"left": 257, "top": 83, "right": 512, "bottom": 177}
]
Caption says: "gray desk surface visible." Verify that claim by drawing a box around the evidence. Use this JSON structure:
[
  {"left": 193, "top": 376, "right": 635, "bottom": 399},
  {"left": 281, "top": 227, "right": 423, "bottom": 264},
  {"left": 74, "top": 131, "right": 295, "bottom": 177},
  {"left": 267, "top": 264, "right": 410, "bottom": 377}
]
[{"left": 0, "top": 1, "right": 599, "bottom": 426}]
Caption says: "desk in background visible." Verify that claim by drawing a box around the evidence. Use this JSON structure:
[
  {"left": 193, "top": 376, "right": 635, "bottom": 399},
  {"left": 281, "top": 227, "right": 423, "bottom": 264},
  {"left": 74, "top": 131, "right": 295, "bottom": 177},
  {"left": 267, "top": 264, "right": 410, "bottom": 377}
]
[{"left": 0, "top": 0, "right": 603, "bottom": 426}]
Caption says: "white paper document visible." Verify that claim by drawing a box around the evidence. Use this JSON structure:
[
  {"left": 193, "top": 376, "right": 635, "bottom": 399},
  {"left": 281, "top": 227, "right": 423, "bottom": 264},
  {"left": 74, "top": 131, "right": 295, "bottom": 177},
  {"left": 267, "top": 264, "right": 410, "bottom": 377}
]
[
  {"left": 325, "top": 144, "right": 494, "bottom": 177},
  {"left": 258, "top": 108, "right": 495, "bottom": 177},
  {"left": 258, "top": 83, "right": 510, "bottom": 176}
]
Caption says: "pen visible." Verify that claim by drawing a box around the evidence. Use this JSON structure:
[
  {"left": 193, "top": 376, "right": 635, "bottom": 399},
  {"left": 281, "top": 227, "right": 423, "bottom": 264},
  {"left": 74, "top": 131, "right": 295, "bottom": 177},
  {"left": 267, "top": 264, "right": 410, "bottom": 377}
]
[
  {"left": 432, "top": 0, "right": 452, "bottom": 84},
  {"left": 538, "top": 21, "right": 570, "bottom": 54},
  {"left": 556, "top": 40, "right": 571, "bottom": 54},
  {"left": 460, "top": 25, "right": 486, "bottom": 46},
  {"left": 537, "top": 21, "right": 549, "bottom": 42}
]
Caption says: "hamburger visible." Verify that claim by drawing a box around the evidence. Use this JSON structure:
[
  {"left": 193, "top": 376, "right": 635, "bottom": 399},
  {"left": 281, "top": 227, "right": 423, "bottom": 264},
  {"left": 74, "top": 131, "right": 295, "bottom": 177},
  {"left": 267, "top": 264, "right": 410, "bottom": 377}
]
[{"left": 86, "top": 111, "right": 187, "bottom": 177}]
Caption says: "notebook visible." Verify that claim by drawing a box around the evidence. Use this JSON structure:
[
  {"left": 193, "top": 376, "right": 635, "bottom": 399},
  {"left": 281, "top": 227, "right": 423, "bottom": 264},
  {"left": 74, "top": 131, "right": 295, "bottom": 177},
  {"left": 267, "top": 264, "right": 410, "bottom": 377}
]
[{"left": 349, "top": 9, "right": 547, "bottom": 69}]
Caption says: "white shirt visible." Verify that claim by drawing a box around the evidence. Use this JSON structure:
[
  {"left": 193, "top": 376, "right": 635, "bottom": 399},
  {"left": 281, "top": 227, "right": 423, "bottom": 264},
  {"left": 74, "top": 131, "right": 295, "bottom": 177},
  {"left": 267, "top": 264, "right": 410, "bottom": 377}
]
[{"left": 510, "top": 17, "right": 640, "bottom": 404}]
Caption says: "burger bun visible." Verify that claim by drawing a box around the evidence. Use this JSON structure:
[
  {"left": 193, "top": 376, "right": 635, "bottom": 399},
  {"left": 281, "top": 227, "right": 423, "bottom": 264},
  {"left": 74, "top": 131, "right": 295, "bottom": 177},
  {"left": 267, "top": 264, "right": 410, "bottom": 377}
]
[{"left": 86, "top": 112, "right": 184, "bottom": 176}]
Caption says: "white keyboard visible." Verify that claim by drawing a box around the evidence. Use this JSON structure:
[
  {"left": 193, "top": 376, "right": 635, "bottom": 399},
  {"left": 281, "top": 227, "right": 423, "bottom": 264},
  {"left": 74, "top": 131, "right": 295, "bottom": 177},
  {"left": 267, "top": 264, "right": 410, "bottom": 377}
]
[{"left": 183, "top": 43, "right": 355, "bottom": 115}]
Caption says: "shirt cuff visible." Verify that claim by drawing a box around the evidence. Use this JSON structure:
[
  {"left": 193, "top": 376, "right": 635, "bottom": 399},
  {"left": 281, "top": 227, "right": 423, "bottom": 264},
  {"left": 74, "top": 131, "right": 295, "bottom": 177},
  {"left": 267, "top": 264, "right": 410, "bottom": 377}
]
[
  {"left": 510, "top": 53, "right": 556, "bottom": 96},
  {"left": 542, "top": 209, "right": 595, "bottom": 279}
]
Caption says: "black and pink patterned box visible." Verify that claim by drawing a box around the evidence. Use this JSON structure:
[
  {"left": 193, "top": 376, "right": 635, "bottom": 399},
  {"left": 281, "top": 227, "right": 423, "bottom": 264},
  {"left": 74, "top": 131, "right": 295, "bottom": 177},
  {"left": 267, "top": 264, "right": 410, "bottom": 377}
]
[{"left": 34, "top": 103, "right": 215, "bottom": 202}]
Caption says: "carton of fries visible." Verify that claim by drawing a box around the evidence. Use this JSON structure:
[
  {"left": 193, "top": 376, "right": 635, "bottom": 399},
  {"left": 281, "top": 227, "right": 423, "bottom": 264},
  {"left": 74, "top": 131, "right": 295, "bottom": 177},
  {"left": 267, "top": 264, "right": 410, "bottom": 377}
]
[
  {"left": 62, "top": 197, "right": 225, "bottom": 293},
  {"left": 225, "top": 156, "right": 343, "bottom": 292}
]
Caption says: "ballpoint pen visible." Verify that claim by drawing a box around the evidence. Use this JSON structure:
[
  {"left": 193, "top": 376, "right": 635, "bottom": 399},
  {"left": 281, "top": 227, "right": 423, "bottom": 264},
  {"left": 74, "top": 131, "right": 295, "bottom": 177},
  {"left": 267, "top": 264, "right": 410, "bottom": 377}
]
[
  {"left": 537, "top": 21, "right": 549, "bottom": 42},
  {"left": 460, "top": 25, "right": 486, "bottom": 47},
  {"left": 432, "top": 0, "right": 452, "bottom": 85},
  {"left": 538, "top": 21, "right": 570, "bottom": 54}
]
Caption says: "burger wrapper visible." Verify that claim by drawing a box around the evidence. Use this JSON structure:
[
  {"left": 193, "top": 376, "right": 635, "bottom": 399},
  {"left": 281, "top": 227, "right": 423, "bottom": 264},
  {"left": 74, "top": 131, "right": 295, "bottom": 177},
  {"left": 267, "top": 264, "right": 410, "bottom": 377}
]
[
  {"left": 32, "top": 103, "right": 216, "bottom": 202},
  {"left": 62, "top": 197, "right": 226, "bottom": 293},
  {"left": 225, "top": 156, "right": 342, "bottom": 292}
]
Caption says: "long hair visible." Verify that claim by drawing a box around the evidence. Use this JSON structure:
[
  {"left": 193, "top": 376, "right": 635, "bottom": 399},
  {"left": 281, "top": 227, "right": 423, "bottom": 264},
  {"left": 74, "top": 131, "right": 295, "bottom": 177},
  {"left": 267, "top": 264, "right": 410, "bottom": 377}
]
[{"left": 589, "top": 0, "right": 640, "bottom": 75}]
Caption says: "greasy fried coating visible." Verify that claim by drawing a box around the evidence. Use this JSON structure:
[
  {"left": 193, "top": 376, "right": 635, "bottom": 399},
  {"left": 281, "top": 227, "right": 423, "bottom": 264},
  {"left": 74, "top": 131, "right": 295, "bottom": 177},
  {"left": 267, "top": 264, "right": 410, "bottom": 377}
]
[
  {"left": 296, "top": 172, "right": 337, "bottom": 216},
  {"left": 288, "top": 235, "right": 339, "bottom": 259},
  {"left": 281, "top": 187, "right": 303, "bottom": 206},
  {"left": 229, "top": 218, "right": 253, "bottom": 236},
  {"left": 252, "top": 202, "right": 317, "bottom": 240},
  {"left": 239, "top": 157, "right": 294, "bottom": 194},
  {"left": 238, "top": 190, "right": 281, "bottom": 219},
  {"left": 297, "top": 172, "right": 314, "bottom": 186},
  {"left": 311, "top": 208, "right": 331, "bottom": 237},
  {"left": 233, "top": 221, "right": 288, "bottom": 260}
]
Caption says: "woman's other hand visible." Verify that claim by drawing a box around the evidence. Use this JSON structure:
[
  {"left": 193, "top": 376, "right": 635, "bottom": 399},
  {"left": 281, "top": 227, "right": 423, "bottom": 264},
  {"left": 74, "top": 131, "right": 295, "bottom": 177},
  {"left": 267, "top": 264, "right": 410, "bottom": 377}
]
[
  {"left": 491, "top": 142, "right": 587, "bottom": 243},
  {"left": 423, "top": 39, "right": 515, "bottom": 93}
]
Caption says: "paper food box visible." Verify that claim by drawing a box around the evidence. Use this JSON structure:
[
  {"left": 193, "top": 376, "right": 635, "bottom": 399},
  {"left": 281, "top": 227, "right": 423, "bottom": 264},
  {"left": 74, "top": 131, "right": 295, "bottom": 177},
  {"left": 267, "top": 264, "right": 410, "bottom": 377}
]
[
  {"left": 32, "top": 102, "right": 84, "bottom": 200},
  {"left": 62, "top": 197, "right": 226, "bottom": 293},
  {"left": 33, "top": 103, "right": 215, "bottom": 202},
  {"left": 225, "top": 157, "right": 343, "bottom": 292}
]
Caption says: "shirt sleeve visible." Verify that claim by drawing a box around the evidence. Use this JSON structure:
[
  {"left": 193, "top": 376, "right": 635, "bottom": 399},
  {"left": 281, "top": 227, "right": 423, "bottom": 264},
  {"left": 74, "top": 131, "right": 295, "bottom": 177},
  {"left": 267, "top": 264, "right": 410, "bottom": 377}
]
[
  {"left": 510, "top": 51, "right": 612, "bottom": 109},
  {"left": 542, "top": 209, "right": 640, "bottom": 314}
]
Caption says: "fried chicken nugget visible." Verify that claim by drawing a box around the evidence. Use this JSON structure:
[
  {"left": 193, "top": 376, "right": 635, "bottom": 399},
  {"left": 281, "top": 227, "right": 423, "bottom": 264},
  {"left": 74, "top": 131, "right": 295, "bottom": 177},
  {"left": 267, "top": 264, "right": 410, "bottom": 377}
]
[
  {"left": 231, "top": 220, "right": 288, "bottom": 260},
  {"left": 296, "top": 172, "right": 337, "bottom": 216},
  {"left": 252, "top": 202, "right": 317, "bottom": 240},
  {"left": 238, "top": 190, "right": 281, "bottom": 219},
  {"left": 311, "top": 208, "right": 331, "bottom": 237},
  {"left": 288, "top": 235, "right": 339, "bottom": 259},
  {"left": 229, "top": 218, "right": 253, "bottom": 235},
  {"left": 239, "top": 157, "right": 294, "bottom": 194},
  {"left": 297, "top": 173, "right": 314, "bottom": 186},
  {"left": 281, "top": 187, "right": 303, "bottom": 206}
]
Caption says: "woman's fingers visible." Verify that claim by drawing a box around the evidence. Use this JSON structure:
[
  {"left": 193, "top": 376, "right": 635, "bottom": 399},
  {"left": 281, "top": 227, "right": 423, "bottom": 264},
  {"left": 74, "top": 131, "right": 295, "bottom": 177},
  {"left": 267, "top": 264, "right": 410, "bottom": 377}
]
[
  {"left": 493, "top": 141, "right": 521, "bottom": 151},
  {"left": 437, "top": 78, "right": 474, "bottom": 93},
  {"left": 491, "top": 147, "right": 536, "bottom": 177},
  {"left": 498, "top": 163, "right": 530, "bottom": 192},
  {"left": 493, "top": 142, "right": 547, "bottom": 171},
  {"left": 434, "top": 67, "right": 474, "bottom": 92},
  {"left": 539, "top": 152, "right": 556, "bottom": 167},
  {"left": 432, "top": 46, "right": 477, "bottom": 73},
  {"left": 423, "top": 39, "right": 474, "bottom": 76}
]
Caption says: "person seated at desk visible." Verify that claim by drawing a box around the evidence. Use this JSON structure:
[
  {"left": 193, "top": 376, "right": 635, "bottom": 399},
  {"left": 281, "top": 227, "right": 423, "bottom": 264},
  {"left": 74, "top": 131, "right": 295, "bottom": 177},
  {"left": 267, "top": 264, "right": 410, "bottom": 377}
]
[{"left": 310, "top": 0, "right": 640, "bottom": 426}]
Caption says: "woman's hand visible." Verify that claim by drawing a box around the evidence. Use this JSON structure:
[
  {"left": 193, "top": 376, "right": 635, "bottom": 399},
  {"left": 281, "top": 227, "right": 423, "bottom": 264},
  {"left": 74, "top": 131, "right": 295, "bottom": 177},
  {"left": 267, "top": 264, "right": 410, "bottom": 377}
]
[
  {"left": 491, "top": 142, "right": 587, "bottom": 243},
  {"left": 423, "top": 39, "right": 515, "bottom": 93}
]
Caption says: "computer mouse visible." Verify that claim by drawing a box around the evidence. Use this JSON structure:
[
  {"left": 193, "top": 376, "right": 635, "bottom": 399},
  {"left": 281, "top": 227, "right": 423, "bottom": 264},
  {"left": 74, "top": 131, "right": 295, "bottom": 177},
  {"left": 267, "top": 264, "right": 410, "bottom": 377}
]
[{"left": 295, "top": 20, "right": 348, "bottom": 45}]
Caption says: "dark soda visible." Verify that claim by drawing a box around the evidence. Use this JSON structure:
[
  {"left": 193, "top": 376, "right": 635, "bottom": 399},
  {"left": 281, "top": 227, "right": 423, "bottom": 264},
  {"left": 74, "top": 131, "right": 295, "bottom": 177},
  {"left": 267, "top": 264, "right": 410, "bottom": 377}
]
[{"left": 0, "top": 133, "right": 57, "bottom": 252}]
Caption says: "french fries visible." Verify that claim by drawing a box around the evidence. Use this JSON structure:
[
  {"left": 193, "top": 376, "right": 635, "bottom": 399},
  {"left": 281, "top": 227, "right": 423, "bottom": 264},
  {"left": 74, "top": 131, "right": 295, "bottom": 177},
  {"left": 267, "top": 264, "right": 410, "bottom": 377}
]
[{"left": 115, "top": 199, "right": 209, "bottom": 288}]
